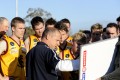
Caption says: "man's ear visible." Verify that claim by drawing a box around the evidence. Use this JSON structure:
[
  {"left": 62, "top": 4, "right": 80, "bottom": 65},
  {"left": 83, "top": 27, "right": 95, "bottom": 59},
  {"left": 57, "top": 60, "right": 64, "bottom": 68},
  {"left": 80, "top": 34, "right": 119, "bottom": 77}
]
[
  {"left": 46, "top": 33, "right": 53, "bottom": 40},
  {"left": 11, "top": 27, "right": 15, "bottom": 32},
  {"left": 46, "top": 34, "right": 50, "bottom": 40}
]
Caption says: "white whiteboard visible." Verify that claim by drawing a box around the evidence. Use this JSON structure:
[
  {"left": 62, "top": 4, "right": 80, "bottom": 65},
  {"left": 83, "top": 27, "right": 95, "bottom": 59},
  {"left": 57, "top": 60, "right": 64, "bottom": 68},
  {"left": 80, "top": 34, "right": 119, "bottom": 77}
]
[{"left": 79, "top": 37, "right": 118, "bottom": 80}]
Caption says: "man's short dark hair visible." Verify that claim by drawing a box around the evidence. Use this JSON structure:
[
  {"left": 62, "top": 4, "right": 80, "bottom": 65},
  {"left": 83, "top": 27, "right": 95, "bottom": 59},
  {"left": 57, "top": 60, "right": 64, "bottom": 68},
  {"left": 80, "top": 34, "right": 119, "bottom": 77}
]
[
  {"left": 83, "top": 30, "right": 91, "bottom": 37},
  {"left": 116, "top": 16, "right": 120, "bottom": 21},
  {"left": 54, "top": 21, "right": 68, "bottom": 33},
  {"left": 11, "top": 17, "right": 25, "bottom": 28},
  {"left": 106, "top": 23, "right": 118, "bottom": 31},
  {"left": 31, "top": 16, "right": 44, "bottom": 29},
  {"left": 60, "top": 18, "right": 70, "bottom": 24},
  {"left": 45, "top": 18, "right": 56, "bottom": 28}
]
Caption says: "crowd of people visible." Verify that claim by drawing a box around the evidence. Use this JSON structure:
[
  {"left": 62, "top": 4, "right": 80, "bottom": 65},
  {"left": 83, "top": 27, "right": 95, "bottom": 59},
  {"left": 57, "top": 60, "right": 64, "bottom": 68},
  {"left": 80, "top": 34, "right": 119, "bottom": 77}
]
[{"left": 0, "top": 16, "right": 120, "bottom": 80}]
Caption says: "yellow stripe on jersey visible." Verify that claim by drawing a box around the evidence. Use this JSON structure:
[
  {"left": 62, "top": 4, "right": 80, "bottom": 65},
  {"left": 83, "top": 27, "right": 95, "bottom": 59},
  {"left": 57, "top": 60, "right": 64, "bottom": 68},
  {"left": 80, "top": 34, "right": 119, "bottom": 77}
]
[
  {"left": 29, "top": 35, "right": 39, "bottom": 50},
  {"left": 66, "top": 36, "right": 73, "bottom": 44}
]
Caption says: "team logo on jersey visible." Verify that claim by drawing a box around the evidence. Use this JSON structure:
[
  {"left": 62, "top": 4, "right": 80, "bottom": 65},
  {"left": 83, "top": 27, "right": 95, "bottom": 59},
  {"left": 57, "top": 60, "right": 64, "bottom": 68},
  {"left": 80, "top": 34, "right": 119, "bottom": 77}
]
[
  {"left": 65, "top": 54, "right": 70, "bottom": 58},
  {"left": 10, "top": 42, "right": 14, "bottom": 46},
  {"left": 33, "top": 39, "right": 38, "bottom": 42},
  {"left": 10, "top": 49, "right": 18, "bottom": 54}
]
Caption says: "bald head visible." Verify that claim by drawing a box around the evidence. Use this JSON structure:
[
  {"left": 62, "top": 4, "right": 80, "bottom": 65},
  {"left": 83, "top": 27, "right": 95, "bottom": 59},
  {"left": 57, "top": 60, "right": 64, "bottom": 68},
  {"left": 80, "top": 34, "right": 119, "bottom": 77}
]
[
  {"left": 42, "top": 28, "right": 60, "bottom": 39},
  {"left": 0, "top": 17, "right": 9, "bottom": 36},
  {"left": 0, "top": 17, "right": 8, "bottom": 28},
  {"left": 0, "top": 17, "right": 7, "bottom": 23},
  {"left": 42, "top": 27, "right": 61, "bottom": 50}
]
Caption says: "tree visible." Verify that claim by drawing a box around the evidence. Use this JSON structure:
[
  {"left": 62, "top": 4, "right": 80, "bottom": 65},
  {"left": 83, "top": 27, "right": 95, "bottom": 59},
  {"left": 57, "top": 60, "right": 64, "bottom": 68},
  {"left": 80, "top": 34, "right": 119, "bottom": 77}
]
[
  {"left": 24, "top": 8, "right": 52, "bottom": 39},
  {"left": 24, "top": 8, "right": 52, "bottom": 25}
]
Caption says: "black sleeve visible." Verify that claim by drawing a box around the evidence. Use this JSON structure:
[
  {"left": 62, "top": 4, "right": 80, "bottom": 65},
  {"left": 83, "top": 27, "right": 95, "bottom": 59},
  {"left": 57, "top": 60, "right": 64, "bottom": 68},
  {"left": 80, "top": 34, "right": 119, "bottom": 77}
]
[
  {"left": 45, "top": 49, "right": 60, "bottom": 70},
  {"left": 101, "top": 67, "right": 120, "bottom": 80}
]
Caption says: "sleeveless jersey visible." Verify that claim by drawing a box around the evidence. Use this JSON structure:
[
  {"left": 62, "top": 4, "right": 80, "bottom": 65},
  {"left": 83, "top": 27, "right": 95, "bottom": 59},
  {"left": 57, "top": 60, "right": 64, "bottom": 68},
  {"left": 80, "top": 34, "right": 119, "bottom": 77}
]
[
  {"left": 62, "top": 49, "right": 75, "bottom": 60},
  {"left": 56, "top": 42, "right": 74, "bottom": 60},
  {"left": 66, "top": 36, "right": 73, "bottom": 44},
  {"left": 29, "top": 35, "right": 39, "bottom": 50},
  {"left": 0, "top": 37, "right": 26, "bottom": 80}
]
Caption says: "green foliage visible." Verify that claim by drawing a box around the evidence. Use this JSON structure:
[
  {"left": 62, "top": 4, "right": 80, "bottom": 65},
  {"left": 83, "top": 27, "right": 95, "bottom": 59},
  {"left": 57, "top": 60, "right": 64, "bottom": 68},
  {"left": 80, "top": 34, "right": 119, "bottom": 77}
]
[
  {"left": 79, "top": 29, "right": 84, "bottom": 32},
  {"left": 24, "top": 8, "right": 52, "bottom": 24},
  {"left": 23, "top": 8, "right": 52, "bottom": 40}
]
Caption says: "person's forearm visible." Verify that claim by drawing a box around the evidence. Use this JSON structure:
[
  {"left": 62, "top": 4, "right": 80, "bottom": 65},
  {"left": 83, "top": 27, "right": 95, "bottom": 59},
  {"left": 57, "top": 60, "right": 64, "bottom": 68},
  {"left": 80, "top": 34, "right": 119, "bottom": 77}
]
[
  {"left": 0, "top": 73, "right": 9, "bottom": 80},
  {"left": 55, "top": 59, "right": 79, "bottom": 71}
]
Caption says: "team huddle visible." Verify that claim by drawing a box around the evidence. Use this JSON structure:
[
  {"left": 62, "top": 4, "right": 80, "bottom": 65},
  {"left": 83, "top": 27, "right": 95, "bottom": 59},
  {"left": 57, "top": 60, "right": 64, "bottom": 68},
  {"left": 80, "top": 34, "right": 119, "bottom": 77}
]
[{"left": 0, "top": 16, "right": 120, "bottom": 80}]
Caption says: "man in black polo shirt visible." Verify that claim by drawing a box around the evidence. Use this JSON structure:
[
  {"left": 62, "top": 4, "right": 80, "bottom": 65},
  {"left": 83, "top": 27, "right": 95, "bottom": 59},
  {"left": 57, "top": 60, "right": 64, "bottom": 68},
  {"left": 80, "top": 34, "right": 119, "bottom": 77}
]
[{"left": 26, "top": 28, "right": 79, "bottom": 80}]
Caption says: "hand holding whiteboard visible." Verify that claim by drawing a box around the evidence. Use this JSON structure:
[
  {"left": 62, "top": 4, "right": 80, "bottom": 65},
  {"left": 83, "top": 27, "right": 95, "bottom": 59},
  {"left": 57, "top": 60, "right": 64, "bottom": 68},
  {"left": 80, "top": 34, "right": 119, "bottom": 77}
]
[{"left": 79, "top": 37, "right": 118, "bottom": 80}]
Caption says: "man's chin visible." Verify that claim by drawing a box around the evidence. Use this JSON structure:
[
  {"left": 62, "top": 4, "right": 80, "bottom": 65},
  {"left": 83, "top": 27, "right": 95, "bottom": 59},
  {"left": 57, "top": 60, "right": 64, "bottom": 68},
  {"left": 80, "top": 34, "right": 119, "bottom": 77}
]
[{"left": 37, "top": 34, "right": 42, "bottom": 37}]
